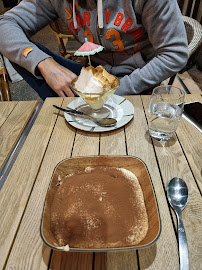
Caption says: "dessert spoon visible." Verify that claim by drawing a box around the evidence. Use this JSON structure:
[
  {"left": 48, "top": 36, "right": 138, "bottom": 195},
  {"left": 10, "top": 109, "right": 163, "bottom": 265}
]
[
  {"left": 53, "top": 105, "right": 117, "bottom": 127},
  {"left": 167, "top": 177, "right": 189, "bottom": 270}
]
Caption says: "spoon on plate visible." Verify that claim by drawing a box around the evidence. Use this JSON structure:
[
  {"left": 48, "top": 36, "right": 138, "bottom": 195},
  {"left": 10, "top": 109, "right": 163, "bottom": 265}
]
[
  {"left": 53, "top": 105, "right": 117, "bottom": 127},
  {"left": 167, "top": 177, "right": 189, "bottom": 270}
]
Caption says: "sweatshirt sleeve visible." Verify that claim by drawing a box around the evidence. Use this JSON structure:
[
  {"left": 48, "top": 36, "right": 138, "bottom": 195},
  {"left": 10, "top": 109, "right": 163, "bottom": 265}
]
[
  {"left": 0, "top": 0, "right": 58, "bottom": 77},
  {"left": 116, "top": 0, "right": 188, "bottom": 95}
]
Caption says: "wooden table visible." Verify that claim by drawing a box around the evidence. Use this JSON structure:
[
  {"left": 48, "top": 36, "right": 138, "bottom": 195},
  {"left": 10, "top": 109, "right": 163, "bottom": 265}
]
[{"left": 0, "top": 95, "right": 201, "bottom": 270}]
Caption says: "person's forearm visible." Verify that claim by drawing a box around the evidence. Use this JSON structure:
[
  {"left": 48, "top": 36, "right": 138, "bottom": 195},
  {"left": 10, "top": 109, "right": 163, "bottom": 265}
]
[
  {"left": 116, "top": 48, "right": 188, "bottom": 96},
  {"left": 37, "top": 58, "right": 77, "bottom": 97},
  {"left": 37, "top": 58, "right": 54, "bottom": 77},
  {"left": 116, "top": 0, "right": 188, "bottom": 95},
  {"left": 0, "top": 0, "right": 57, "bottom": 75}
]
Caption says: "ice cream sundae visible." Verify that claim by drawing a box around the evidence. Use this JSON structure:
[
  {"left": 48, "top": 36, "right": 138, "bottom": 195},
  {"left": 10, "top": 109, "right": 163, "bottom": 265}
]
[{"left": 71, "top": 66, "right": 120, "bottom": 111}]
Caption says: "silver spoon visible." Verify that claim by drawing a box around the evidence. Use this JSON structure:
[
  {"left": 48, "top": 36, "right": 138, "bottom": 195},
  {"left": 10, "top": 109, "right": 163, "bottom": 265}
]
[
  {"left": 53, "top": 105, "right": 117, "bottom": 127},
  {"left": 167, "top": 177, "right": 189, "bottom": 270}
]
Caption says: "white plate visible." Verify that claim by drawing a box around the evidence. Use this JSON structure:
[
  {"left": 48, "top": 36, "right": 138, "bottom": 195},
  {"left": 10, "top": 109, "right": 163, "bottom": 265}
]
[{"left": 64, "top": 95, "right": 134, "bottom": 132}]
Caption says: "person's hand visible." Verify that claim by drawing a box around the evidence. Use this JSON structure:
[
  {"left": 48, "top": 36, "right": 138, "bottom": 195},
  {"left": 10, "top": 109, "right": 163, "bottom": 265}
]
[{"left": 37, "top": 58, "right": 77, "bottom": 97}]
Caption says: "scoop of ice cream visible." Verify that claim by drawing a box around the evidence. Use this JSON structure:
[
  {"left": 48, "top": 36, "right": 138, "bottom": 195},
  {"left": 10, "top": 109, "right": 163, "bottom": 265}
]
[{"left": 75, "top": 66, "right": 117, "bottom": 94}]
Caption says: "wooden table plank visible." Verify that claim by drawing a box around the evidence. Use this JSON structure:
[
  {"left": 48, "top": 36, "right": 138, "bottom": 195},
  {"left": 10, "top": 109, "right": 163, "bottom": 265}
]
[
  {"left": 50, "top": 251, "right": 93, "bottom": 270},
  {"left": 0, "top": 101, "right": 37, "bottom": 170},
  {"left": 1, "top": 98, "right": 64, "bottom": 270},
  {"left": 0, "top": 101, "right": 17, "bottom": 127},
  {"left": 95, "top": 251, "right": 139, "bottom": 270},
  {"left": 100, "top": 128, "right": 126, "bottom": 155},
  {"left": 178, "top": 94, "right": 202, "bottom": 192},
  {"left": 4, "top": 98, "right": 93, "bottom": 270},
  {"left": 72, "top": 129, "right": 99, "bottom": 157},
  {"left": 2, "top": 95, "right": 201, "bottom": 270},
  {"left": 94, "top": 97, "right": 139, "bottom": 270},
  {"left": 124, "top": 96, "right": 179, "bottom": 270},
  {"left": 50, "top": 107, "right": 101, "bottom": 270},
  {"left": 141, "top": 95, "right": 202, "bottom": 270},
  {"left": 49, "top": 105, "right": 101, "bottom": 269}
]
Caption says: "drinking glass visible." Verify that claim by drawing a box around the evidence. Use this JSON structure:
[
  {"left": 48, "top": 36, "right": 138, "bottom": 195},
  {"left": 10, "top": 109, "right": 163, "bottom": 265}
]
[{"left": 148, "top": 85, "right": 185, "bottom": 141}]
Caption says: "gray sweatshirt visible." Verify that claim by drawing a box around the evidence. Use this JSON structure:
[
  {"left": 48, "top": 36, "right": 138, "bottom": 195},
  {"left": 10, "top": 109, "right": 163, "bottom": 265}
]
[{"left": 0, "top": 0, "right": 188, "bottom": 95}]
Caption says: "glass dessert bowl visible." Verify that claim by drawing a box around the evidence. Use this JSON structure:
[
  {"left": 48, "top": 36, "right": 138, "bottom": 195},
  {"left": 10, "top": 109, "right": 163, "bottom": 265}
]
[{"left": 70, "top": 66, "right": 120, "bottom": 118}]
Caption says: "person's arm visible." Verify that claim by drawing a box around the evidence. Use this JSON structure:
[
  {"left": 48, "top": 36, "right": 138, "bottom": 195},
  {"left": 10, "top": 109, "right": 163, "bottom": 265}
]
[
  {"left": 0, "top": 0, "right": 58, "bottom": 76},
  {"left": 0, "top": 0, "right": 78, "bottom": 96},
  {"left": 0, "top": 0, "right": 57, "bottom": 75},
  {"left": 116, "top": 0, "right": 188, "bottom": 95},
  {"left": 37, "top": 58, "right": 77, "bottom": 97}
]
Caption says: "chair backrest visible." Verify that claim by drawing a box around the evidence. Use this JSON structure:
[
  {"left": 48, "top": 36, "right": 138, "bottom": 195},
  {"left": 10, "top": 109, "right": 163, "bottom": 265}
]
[
  {"left": 178, "top": 0, "right": 202, "bottom": 23},
  {"left": 0, "top": 54, "right": 11, "bottom": 101},
  {"left": 168, "top": 15, "right": 202, "bottom": 86},
  {"left": 49, "top": 19, "right": 87, "bottom": 64},
  {"left": 49, "top": 19, "right": 75, "bottom": 57},
  {"left": 183, "top": 16, "right": 202, "bottom": 57}
]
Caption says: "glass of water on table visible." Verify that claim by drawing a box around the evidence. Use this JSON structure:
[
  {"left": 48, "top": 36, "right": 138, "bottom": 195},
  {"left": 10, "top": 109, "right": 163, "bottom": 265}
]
[{"left": 148, "top": 85, "right": 185, "bottom": 141}]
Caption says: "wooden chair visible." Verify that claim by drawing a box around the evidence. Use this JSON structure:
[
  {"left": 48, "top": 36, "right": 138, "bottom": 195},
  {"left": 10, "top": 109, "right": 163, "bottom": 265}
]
[
  {"left": 49, "top": 18, "right": 74, "bottom": 58},
  {"left": 168, "top": 16, "right": 202, "bottom": 85},
  {"left": 0, "top": 54, "right": 11, "bottom": 101},
  {"left": 49, "top": 19, "right": 87, "bottom": 65}
]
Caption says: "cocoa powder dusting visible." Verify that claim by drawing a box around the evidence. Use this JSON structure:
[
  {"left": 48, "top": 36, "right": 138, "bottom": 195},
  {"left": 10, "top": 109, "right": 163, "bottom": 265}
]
[{"left": 50, "top": 167, "right": 148, "bottom": 248}]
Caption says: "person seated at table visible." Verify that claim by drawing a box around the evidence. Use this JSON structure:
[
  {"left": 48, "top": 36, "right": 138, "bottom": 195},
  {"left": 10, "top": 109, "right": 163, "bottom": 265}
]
[{"left": 0, "top": 0, "right": 188, "bottom": 100}]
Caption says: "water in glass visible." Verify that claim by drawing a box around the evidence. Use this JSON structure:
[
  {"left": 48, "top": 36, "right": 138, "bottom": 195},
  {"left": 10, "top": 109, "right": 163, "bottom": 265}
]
[
  {"left": 148, "top": 102, "right": 183, "bottom": 141},
  {"left": 148, "top": 85, "right": 185, "bottom": 141}
]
